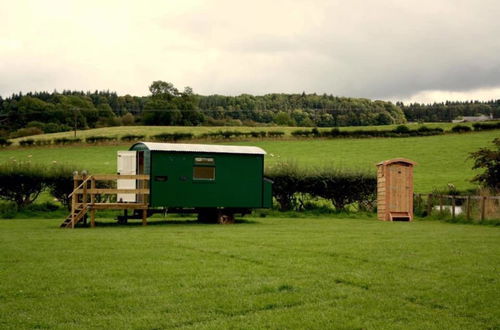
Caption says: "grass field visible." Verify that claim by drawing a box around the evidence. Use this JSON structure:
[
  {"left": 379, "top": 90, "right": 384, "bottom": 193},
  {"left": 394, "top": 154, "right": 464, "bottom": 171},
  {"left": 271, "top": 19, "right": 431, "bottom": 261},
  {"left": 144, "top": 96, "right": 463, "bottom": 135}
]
[
  {"left": 0, "top": 217, "right": 498, "bottom": 329},
  {"left": 8, "top": 122, "right": 484, "bottom": 143},
  {"left": 1, "top": 130, "right": 497, "bottom": 192}
]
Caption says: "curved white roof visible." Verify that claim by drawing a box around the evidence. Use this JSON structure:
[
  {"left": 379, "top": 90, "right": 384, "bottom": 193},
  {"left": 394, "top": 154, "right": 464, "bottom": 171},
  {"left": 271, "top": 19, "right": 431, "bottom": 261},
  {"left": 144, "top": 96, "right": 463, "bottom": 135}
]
[{"left": 131, "top": 142, "right": 266, "bottom": 155}]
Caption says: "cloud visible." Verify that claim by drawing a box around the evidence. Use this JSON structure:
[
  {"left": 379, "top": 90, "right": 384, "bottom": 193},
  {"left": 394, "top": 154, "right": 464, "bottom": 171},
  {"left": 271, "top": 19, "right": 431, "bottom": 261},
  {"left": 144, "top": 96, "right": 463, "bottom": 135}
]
[{"left": 0, "top": 0, "right": 499, "bottom": 103}]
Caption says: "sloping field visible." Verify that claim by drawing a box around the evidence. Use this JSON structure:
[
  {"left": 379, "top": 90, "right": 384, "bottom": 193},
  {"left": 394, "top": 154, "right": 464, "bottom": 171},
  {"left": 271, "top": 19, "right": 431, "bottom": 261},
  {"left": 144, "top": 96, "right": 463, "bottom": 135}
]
[
  {"left": 8, "top": 122, "right": 480, "bottom": 143},
  {"left": 0, "top": 217, "right": 498, "bottom": 329},
  {"left": 1, "top": 131, "right": 497, "bottom": 192}
]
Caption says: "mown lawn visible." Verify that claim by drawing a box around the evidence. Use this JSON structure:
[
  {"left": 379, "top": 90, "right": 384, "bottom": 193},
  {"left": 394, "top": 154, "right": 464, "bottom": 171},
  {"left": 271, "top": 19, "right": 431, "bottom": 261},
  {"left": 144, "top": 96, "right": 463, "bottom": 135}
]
[
  {"left": 0, "top": 217, "right": 499, "bottom": 329},
  {"left": 1, "top": 131, "right": 497, "bottom": 192}
]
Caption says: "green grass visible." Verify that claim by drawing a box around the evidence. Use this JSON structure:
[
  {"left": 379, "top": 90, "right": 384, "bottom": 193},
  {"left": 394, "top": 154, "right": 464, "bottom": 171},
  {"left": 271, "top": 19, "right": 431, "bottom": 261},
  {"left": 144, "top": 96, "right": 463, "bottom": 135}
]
[
  {"left": 0, "top": 217, "right": 498, "bottom": 329},
  {"left": 1, "top": 131, "right": 497, "bottom": 192}
]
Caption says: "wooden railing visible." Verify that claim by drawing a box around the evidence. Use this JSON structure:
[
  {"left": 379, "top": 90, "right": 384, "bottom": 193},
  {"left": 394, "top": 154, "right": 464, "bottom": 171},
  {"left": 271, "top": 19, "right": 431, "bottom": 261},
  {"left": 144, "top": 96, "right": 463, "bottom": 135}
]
[
  {"left": 414, "top": 193, "right": 500, "bottom": 221},
  {"left": 69, "top": 173, "right": 150, "bottom": 227}
]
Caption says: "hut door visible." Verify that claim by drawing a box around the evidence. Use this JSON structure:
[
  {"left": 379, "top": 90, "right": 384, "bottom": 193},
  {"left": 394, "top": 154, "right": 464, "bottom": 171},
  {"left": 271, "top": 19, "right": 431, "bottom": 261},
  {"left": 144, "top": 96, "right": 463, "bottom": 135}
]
[
  {"left": 117, "top": 151, "right": 137, "bottom": 202},
  {"left": 389, "top": 164, "right": 411, "bottom": 212}
]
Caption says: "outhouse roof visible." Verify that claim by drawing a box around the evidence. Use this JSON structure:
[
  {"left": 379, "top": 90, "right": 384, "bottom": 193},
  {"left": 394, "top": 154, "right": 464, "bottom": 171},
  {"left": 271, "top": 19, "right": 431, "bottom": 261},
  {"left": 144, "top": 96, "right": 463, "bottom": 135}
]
[
  {"left": 131, "top": 142, "right": 266, "bottom": 155},
  {"left": 376, "top": 158, "right": 417, "bottom": 166}
]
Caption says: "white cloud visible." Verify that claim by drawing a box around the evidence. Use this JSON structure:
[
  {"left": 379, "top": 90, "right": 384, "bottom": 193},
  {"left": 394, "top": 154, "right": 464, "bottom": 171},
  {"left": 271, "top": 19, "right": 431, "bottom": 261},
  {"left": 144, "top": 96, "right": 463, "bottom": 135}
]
[
  {"left": 398, "top": 86, "right": 500, "bottom": 104},
  {"left": 1, "top": 0, "right": 499, "bottom": 101}
]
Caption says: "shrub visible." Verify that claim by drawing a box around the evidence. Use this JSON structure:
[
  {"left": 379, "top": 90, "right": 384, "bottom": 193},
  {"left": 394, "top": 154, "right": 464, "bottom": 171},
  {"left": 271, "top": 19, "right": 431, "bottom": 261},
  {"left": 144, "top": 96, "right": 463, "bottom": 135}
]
[
  {"left": 451, "top": 125, "right": 472, "bottom": 133},
  {"left": 10, "top": 127, "right": 44, "bottom": 138},
  {"left": 265, "top": 162, "right": 304, "bottom": 211},
  {"left": 266, "top": 163, "right": 377, "bottom": 211},
  {"left": 0, "top": 137, "right": 12, "bottom": 147},
  {"left": 393, "top": 125, "right": 410, "bottom": 134},
  {"left": 0, "top": 202, "right": 17, "bottom": 219},
  {"left": 301, "top": 167, "right": 377, "bottom": 211},
  {"left": 472, "top": 122, "right": 500, "bottom": 131},
  {"left": 53, "top": 137, "right": 81, "bottom": 145},
  {"left": 268, "top": 131, "right": 285, "bottom": 138},
  {"left": 19, "top": 139, "right": 35, "bottom": 147},
  {"left": 34, "top": 139, "right": 52, "bottom": 146},
  {"left": 150, "top": 132, "right": 193, "bottom": 142},
  {"left": 45, "top": 165, "right": 79, "bottom": 209},
  {"left": 0, "top": 161, "right": 47, "bottom": 209},
  {"left": 85, "top": 136, "right": 117, "bottom": 143},
  {"left": 121, "top": 134, "right": 146, "bottom": 142},
  {"left": 469, "top": 137, "right": 500, "bottom": 191}
]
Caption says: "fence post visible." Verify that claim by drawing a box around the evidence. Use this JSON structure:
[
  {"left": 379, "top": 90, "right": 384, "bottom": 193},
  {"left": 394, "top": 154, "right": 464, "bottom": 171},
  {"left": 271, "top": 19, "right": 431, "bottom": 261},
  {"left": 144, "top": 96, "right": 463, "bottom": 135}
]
[
  {"left": 90, "top": 176, "right": 96, "bottom": 228},
  {"left": 466, "top": 196, "right": 471, "bottom": 220},
  {"left": 426, "top": 194, "right": 433, "bottom": 216},
  {"left": 480, "top": 196, "right": 487, "bottom": 221},
  {"left": 439, "top": 195, "right": 443, "bottom": 213},
  {"left": 451, "top": 196, "right": 456, "bottom": 219}
]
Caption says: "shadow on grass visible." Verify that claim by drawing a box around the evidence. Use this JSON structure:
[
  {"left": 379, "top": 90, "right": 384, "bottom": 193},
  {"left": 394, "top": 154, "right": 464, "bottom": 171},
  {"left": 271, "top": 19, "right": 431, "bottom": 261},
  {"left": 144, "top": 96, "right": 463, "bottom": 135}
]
[{"left": 83, "top": 218, "right": 259, "bottom": 228}]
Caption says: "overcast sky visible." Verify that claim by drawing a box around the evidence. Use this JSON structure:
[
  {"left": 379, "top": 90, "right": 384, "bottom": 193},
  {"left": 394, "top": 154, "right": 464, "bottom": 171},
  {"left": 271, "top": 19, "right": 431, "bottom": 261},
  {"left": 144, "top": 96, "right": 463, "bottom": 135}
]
[{"left": 1, "top": 0, "right": 499, "bottom": 103}]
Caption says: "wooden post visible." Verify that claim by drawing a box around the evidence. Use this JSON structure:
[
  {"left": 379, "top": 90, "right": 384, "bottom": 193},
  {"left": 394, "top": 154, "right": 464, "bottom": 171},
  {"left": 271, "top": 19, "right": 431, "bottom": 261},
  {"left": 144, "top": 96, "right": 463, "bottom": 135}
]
[
  {"left": 71, "top": 173, "right": 78, "bottom": 228},
  {"left": 439, "top": 195, "right": 443, "bottom": 213},
  {"left": 426, "top": 194, "right": 433, "bottom": 216},
  {"left": 142, "top": 209, "right": 148, "bottom": 226},
  {"left": 451, "top": 196, "right": 456, "bottom": 219},
  {"left": 90, "top": 176, "right": 96, "bottom": 227},
  {"left": 481, "top": 196, "right": 487, "bottom": 221},
  {"left": 82, "top": 172, "right": 87, "bottom": 209},
  {"left": 466, "top": 196, "right": 471, "bottom": 220},
  {"left": 90, "top": 209, "right": 96, "bottom": 228}
]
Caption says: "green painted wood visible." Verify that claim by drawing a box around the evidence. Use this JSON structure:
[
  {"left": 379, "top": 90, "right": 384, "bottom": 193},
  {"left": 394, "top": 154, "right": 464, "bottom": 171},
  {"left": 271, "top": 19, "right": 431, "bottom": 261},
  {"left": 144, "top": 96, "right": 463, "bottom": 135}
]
[{"left": 130, "top": 142, "right": 272, "bottom": 209}]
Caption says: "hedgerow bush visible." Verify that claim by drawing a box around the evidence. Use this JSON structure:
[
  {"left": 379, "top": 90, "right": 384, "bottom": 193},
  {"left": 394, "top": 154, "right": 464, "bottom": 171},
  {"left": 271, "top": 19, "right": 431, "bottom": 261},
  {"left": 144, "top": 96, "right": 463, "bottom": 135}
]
[
  {"left": 472, "top": 122, "right": 500, "bottom": 131},
  {"left": 19, "top": 139, "right": 35, "bottom": 147},
  {"left": 0, "top": 161, "right": 47, "bottom": 209},
  {"left": 53, "top": 137, "right": 82, "bottom": 145},
  {"left": 150, "top": 132, "right": 193, "bottom": 142},
  {"left": 85, "top": 136, "right": 117, "bottom": 143},
  {"left": 266, "top": 163, "right": 377, "bottom": 211},
  {"left": 265, "top": 163, "right": 305, "bottom": 211},
  {"left": 451, "top": 125, "right": 472, "bottom": 133},
  {"left": 0, "top": 137, "right": 12, "bottom": 147},
  {"left": 121, "top": 134, "right": 146, "bottom": 142},
  {"left": 291, "top": 126, "right": 444, "bottom": 139}
]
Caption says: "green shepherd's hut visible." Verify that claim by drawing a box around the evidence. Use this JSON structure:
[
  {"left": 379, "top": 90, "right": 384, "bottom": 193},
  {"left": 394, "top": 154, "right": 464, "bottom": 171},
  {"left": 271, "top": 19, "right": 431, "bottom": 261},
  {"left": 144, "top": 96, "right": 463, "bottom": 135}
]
[{"left": 120, "top": 142, "right": 273, "bottom": 222}]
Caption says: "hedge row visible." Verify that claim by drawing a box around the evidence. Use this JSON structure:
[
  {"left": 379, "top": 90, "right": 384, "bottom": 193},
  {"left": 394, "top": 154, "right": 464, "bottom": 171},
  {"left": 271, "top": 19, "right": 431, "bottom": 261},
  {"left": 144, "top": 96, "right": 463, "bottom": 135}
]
[
  {"left": 0, "top": 162, "right": 75, "bottom": 209},
  {"left": 291, "top": 125, "right": 444, "bottom": 138},
  {"left": 0, "top": 162, "right": 115, "bottom": 210},
  {"left": 265, "top": 163, "right": 377, "bottom": 211},
  {"left": 12, "top": 130, "right": 286, "bottom": 147},
  {"left": 472, "top": 122, "right": 500, "bottom": 130},
  {"left": 7, "top": 122, "right": 499, "bottom": 147}
]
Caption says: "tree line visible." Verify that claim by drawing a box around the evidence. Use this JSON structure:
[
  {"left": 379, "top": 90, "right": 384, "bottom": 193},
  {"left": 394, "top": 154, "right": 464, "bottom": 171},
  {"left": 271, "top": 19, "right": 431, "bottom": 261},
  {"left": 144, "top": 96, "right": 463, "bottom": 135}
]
[{"left": 0, "top": 80, "right": 498, "bottom": 137}]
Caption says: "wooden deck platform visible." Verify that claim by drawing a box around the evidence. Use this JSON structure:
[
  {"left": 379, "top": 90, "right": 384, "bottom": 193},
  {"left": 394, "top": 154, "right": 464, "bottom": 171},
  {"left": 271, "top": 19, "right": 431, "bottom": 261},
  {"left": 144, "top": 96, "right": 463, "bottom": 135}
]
[{"left": 61, "top": 173, "right": 150, "bottom": 228}]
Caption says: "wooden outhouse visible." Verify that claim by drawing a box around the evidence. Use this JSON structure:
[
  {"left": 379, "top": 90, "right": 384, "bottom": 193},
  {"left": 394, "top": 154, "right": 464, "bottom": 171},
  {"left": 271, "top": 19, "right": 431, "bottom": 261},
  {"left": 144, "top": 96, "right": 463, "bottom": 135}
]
[{"left": 376, "top": 158, "right": 416, "bottom": 221}]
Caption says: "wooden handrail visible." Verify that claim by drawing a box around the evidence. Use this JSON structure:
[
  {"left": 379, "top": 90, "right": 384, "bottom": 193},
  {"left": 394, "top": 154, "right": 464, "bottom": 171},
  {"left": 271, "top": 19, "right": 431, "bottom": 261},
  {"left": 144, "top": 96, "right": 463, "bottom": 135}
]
[
  {"left": 73, "top": 174, "right": 150, "bottom": 180},
  {"left": 74, "top": 188, "right": 150, "bottom": 194},
  {"left": 69, "top": 175, "right": 93, "bottom": 198}
]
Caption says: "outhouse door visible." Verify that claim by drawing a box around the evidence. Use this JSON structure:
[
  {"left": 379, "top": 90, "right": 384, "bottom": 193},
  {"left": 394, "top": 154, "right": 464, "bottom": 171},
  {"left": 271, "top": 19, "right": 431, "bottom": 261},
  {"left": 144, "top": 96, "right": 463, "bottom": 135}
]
[{"left": 388, "top": 163, "right": 411, "bottom": 213}]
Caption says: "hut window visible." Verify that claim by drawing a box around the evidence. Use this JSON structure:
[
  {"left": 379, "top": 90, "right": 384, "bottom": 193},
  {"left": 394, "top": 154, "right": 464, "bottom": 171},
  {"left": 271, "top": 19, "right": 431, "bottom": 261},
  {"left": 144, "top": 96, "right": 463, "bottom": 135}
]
[
  {"left": 195, "top": 157, "right": 214, "bottom": 165},
  {"left": 193, "top": 166, "right": 215, "bottom": 180}
]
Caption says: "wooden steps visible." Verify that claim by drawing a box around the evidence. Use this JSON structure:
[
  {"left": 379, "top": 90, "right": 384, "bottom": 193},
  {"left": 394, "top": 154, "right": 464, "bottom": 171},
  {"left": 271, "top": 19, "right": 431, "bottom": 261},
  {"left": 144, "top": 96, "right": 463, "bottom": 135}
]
[
  {"left": 60, "top": 205, "right": 88, "bottom": 228},
  {"left": 61, "top": 173, "right": 151, "bottom": 228},
  {"left": 389, "top": 211, "right": 412, "bottom": 221}
]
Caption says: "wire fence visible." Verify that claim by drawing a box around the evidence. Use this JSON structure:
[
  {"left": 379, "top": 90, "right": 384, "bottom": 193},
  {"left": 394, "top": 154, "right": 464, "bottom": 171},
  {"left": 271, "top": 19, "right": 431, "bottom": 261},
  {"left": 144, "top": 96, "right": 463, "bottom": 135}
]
[{"left": 414, "top": 193, "right": 500, "bottom": 223}]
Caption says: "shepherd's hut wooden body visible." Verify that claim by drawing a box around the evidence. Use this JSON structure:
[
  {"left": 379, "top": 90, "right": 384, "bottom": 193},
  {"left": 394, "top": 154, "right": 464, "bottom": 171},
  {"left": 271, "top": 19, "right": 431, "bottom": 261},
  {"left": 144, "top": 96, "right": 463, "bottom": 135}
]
[{"left": 377, "top": 158, "right": 416, "bottom": 221}]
